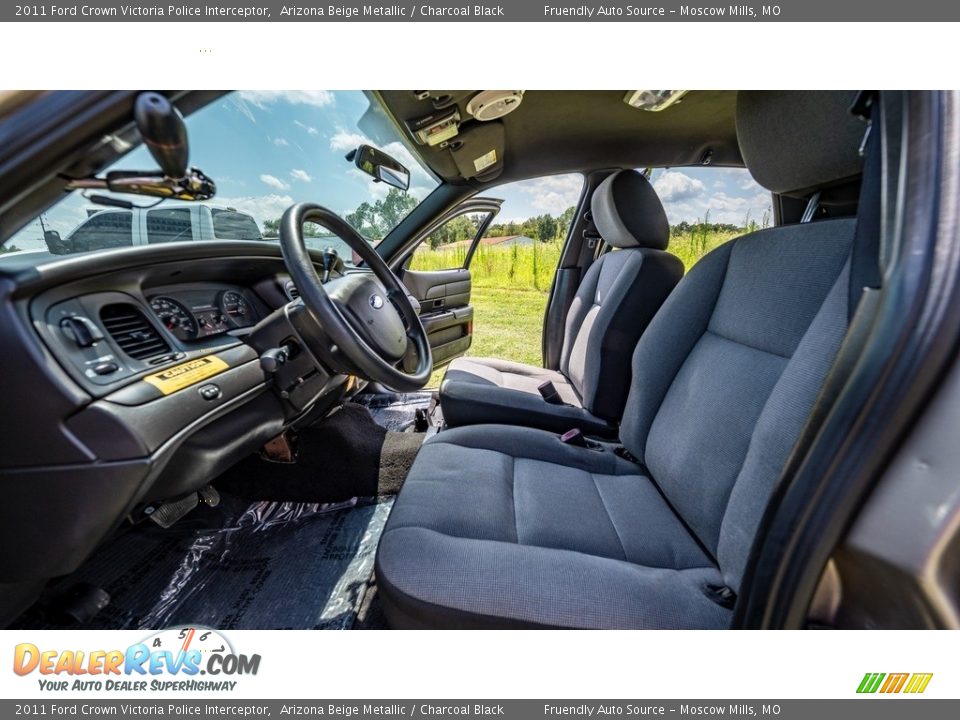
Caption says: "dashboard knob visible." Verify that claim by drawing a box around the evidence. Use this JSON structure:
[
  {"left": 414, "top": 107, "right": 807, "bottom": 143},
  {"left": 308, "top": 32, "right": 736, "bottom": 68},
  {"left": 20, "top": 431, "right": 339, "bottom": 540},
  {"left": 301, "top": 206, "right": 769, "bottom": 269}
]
[{"left": 59, "top": 316, "right": 104, "bottom": 347}]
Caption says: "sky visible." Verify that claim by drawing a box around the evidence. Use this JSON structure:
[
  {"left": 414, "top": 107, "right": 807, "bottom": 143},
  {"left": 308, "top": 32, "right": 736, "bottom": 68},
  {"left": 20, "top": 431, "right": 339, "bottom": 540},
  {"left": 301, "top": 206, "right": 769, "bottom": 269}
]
[
  {"left": 7, "top": 91, "right": 772, "bottom": 251},
  {"left": 494, "top": 168, "right": 771, "bottom": 228}
]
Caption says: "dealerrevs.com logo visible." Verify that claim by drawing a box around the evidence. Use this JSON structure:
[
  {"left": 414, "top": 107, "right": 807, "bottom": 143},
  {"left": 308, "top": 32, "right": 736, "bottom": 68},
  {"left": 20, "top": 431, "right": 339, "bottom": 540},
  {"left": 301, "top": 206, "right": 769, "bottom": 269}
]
[
  {"left": 13, "top": 627, "right": 260, "bottom": 692},
  {"left": 857, "top": 672, "right": 933, "bottom": 694}
]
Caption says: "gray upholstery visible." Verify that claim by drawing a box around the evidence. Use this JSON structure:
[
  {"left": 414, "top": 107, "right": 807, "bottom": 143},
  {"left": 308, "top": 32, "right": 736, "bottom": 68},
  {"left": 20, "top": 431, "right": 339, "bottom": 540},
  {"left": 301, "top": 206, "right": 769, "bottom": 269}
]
[
  {"left": 376, "top": 425, "right": 731, "bottom": 629},
  {"left": 443, "top": 358, "right": 577, "bottom": 402},
  {"left": 441, "top": 357, "right": 617, "bottom": 435},
  {"left": 621, "top": 220, "right": 854, "bottom": 584},
  {"left": 592, "top": 169, "right": 670, "bottom": 249},
  {"left": 737, "top": 91, "right": 864, "bottom": 195},
  {"left": 377, "top": 91, "right": 865, "bottom": 629},
  {"left": 439, "top": 375, "right": 616, "bottom": 437},
  {"left": 559, "top": 247, "right": 682, "bottom": 419},
  {"left": 440, "top": 171, "right": 682, "bottom": 432},
  {"left": 379, "top": 221, "right": 855, "bottom": 629}
]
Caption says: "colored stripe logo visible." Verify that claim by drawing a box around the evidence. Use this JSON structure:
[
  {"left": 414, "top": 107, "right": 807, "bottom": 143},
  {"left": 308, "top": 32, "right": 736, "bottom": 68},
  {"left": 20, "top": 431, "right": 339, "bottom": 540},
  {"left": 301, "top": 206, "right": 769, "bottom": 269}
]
[{"left": 857, "top": 672, "right": 933, "bottom": 694}]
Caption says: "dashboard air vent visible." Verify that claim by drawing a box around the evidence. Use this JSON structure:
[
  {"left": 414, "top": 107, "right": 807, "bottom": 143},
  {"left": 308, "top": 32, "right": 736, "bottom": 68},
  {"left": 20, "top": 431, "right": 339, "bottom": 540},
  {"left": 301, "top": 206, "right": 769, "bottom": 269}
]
[
  {"left": 100, "top": 303, "right": 171, "bottom": 360},
  {"left": 283, "top": 279, "right": 299, "bottom": 301}
]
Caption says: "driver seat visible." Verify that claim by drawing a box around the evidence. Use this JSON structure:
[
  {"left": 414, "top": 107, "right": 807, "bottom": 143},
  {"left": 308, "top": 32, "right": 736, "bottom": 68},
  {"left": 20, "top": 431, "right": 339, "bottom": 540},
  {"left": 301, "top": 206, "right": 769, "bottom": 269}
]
[
  {"left": 376, "top": 91, "right": 871, "bottom": 628},
  {"left": 438, "top": 170, "right": 683, "bottom": 437}
]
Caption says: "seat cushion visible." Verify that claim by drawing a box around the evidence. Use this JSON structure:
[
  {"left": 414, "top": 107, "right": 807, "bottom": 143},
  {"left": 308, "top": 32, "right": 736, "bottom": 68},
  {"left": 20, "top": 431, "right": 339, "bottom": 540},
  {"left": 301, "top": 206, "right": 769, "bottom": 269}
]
[
  {"left": 440, "top": 357, "right": 618, "bottom": 436},
  {"left": 443, "top": 357, "right": 580, "bottom": 404},
  {"left": 376, "top": 425, "right": 732, "bottom": 629}
]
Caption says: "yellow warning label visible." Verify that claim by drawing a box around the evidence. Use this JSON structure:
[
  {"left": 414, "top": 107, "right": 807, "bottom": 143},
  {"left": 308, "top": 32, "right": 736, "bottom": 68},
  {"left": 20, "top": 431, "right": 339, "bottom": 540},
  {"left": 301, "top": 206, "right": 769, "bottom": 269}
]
[{"left": 143, "top": 355, "right": 229, "bottom": 395}]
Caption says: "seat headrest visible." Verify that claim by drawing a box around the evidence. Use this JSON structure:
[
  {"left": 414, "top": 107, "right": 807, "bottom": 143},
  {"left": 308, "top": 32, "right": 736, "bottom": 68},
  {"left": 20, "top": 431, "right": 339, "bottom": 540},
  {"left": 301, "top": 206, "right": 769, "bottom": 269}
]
[
  {"left": 591, "top": 170, "right": 669, "bottom": 250},
  {"left": 736, "top": 91, "right": 866, "bottom": 196}
]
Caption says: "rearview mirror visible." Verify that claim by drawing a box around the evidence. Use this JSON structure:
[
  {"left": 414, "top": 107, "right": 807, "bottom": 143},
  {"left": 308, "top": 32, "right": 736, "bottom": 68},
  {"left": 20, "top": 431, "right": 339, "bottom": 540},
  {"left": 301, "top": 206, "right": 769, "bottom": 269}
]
[{"left": 349, "top": 144, "right": 410, "bottom": 191}]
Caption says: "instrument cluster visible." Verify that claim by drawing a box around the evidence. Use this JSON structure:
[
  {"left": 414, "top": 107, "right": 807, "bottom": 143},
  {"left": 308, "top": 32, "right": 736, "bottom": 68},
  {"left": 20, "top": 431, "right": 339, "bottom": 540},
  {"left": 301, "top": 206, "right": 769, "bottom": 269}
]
[{"left": 149, "top": 287, "right": 257, "bottom": 342}]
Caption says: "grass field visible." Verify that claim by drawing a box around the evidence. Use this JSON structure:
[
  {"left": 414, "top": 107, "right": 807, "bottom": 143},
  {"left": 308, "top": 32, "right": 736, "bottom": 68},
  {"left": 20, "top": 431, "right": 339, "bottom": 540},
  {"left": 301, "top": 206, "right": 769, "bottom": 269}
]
[{"left": 421, "top": 229, "right": 737, "bottom": 387}]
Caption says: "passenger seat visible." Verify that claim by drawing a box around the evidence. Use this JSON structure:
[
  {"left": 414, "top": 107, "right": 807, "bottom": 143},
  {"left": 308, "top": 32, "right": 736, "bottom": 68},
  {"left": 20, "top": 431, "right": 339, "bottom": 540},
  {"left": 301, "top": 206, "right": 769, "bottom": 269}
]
[{"left": 439, "top": 170, "right": 683, "bottom": 436}]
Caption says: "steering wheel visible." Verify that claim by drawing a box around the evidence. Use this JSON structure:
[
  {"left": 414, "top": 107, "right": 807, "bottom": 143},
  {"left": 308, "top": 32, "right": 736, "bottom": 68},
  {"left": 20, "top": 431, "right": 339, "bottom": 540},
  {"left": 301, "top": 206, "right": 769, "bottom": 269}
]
[{"left": 279, "top": 202, "right": 432, "bottom": 392}]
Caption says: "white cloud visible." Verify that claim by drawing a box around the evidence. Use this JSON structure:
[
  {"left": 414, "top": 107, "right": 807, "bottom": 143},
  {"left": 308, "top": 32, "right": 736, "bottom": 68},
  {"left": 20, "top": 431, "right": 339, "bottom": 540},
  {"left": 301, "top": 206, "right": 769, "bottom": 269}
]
[
  {"left": 260, "top": 174, "right": 290, "bottom": 191},
  {"left": 239, "top": 90, "right": 335, "bottom": 109},
  {"left": 295, "top": 120, "right": 319, "bottom": 136},
  {"left": 514, "top": 174, "right": 583, "bottom": 216},
  {"left": 272, "top": 137, "right": 289, "bottom": 147},
  {"left": 664, "top": 191, "right": 771, "bottom": 226},
  {"left": 649, "top": 169, "right": 771, "bottom": 225},
  {"left": 347, "top": 168, "right": 391, "bottom": 200},
  {"left": 329, "top": 129, "right": 367, "bottom": 151},
  {"left": 653, "top": 171, "right": 707, "bottom": 202},
  {"left": 290, "top": 169, "right": 312, "bottom": 183},
  {"left": 213, "top": 194, "right": 294, "bottom": 228}
]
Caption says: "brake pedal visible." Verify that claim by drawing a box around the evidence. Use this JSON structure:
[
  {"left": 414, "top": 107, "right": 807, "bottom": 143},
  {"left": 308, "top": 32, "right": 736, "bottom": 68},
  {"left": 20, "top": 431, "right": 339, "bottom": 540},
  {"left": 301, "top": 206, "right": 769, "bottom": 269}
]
[{"left": 145, "top": 492, "right": 199, "bottom": 528}]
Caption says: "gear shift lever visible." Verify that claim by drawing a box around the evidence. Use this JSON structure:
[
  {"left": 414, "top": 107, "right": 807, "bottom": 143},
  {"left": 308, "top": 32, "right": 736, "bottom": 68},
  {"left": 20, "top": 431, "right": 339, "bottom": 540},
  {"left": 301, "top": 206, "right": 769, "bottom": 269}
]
[{"left": 320, "top": 246, "right": 340, "bottom": 283}]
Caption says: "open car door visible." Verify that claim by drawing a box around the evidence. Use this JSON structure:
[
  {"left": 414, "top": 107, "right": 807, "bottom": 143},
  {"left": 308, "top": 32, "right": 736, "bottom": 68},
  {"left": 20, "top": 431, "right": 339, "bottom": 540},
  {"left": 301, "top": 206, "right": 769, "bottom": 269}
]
[{"left": 395, "top": 197, "right": 502, "bottom": 369}]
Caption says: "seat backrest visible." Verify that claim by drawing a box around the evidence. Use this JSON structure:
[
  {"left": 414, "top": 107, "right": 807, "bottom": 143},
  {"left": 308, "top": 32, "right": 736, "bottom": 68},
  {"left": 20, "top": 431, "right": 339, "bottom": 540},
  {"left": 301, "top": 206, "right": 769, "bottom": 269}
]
[
  {"left": 619, "top": 91, "right": 868, "bottom": 592},
  {"left": 560, "top": 170, "right": 683, "bottom": 420}
]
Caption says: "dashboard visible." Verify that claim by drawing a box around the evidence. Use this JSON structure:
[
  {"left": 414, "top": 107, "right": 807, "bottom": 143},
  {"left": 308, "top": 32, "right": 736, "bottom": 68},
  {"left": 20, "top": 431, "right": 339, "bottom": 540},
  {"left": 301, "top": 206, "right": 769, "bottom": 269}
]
[{"left": 0, "top": 239, "right": 359, "bottom": 617}]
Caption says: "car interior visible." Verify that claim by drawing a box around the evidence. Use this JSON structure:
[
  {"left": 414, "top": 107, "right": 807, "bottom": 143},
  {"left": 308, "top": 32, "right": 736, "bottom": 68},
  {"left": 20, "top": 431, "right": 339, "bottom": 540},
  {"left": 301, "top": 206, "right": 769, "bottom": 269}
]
[{"left": 0, "top": 89, "right": 958, "bottom": 630}]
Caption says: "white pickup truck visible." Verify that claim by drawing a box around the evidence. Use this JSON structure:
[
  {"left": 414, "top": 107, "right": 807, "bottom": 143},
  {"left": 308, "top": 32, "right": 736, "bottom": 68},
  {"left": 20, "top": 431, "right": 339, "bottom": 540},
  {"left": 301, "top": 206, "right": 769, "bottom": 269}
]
[{"left": 45, "top": 203, "right": 262, "bottom": 254}]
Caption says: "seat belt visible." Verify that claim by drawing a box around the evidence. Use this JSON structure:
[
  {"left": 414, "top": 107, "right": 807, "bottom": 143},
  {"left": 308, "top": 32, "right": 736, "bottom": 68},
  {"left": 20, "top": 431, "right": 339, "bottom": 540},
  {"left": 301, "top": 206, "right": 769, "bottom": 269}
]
[{"left": 848, "top": 90, "right": 883, "bottom": 321}]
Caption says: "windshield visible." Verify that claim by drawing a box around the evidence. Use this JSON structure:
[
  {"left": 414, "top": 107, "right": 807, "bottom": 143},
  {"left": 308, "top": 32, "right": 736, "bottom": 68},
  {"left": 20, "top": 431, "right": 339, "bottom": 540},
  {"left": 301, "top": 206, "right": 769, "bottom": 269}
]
[{"left": 1, "top": 91, "right": 438, "bottom": 264}]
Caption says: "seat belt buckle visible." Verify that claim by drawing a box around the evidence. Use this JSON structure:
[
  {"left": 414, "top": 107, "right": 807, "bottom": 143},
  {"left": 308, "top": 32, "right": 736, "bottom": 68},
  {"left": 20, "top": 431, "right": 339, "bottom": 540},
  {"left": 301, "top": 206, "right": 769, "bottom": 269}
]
[
  {"left": 559, "top": 428, "right": 588, "bottom": 447},
  {"left": 538, "top": 380, "right": 564, "bottom": 405}
]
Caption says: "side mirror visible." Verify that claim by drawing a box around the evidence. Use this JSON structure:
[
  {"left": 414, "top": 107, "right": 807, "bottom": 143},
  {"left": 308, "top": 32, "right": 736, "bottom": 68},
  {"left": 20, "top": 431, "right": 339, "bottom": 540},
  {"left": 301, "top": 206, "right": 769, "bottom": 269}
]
[
  {"left": 43, "top": 229, "right": 70, "bottom": 255},
  {"left": 348, "top": 144, "right": 410, "bottom": 191}
]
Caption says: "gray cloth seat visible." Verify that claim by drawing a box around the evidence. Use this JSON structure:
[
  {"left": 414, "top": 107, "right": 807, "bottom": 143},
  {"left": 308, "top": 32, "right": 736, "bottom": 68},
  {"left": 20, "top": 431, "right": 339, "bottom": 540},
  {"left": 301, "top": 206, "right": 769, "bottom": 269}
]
[
  {"left": 440, "top": 358, "right": 616, "bottom": 436},
  {"left": 440, "top": 170, "right": 683, "bottom": 436},
  {"left": 376, "top": 425, "right": 730, "bottom": 629},
  {"left": 377, "top": 91, "right": 869, "bottom": 629}
]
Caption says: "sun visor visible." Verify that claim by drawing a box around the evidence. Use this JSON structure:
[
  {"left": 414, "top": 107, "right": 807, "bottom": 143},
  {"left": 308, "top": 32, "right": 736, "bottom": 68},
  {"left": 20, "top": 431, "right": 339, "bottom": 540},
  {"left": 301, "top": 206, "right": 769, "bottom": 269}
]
[{"left": 450, "top": 122, "right": 505, "bottom": 181}]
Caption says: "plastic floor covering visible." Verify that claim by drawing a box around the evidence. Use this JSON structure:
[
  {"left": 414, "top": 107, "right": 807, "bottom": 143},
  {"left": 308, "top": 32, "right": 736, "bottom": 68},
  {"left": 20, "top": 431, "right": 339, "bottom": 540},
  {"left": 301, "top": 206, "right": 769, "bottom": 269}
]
[
  {"left": 353, "top": 391, "right": 436, "bottom": 432},
  {"left": 17, "top": 495, "right": 393, "bottom": 630}
]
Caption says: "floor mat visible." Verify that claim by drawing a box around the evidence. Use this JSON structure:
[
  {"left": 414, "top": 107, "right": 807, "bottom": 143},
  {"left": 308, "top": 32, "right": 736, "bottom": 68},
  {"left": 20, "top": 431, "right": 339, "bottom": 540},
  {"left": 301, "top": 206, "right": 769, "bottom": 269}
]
[
  {"left": 215, "top": 402, "right": 424, "bottom": 503},
  {"left": 15, "top": 494, "right": 393, "bottom": 630}
]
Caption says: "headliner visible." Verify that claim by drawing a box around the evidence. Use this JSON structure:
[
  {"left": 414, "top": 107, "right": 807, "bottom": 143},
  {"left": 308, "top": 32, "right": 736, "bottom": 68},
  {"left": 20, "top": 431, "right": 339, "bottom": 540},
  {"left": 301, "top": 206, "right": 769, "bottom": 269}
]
[{"left": 376, "top": 90, "right": 742, "bottom": 187}]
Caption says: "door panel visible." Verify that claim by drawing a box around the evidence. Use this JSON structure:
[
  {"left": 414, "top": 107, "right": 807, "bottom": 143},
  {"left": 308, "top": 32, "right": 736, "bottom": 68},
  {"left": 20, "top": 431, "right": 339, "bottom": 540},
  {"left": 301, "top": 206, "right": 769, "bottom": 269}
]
[
  {"left": 402, "top": 267, "right": 473, "bottom": 367},
  {"left": 396, "top": 198, "right": 501, "bottom": 370}
]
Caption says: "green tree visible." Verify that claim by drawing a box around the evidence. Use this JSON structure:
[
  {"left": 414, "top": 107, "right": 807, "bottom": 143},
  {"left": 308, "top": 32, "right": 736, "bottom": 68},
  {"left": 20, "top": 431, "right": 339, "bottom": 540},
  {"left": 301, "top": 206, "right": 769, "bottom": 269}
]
[
  {"left": 557, "top": 206, "right": 576, "bottom": 240},
  {"left": 536, "top": 214, "right": 558, "bottom": 242},
  {"left": 345, "top": 188, "right": 419, "bottom": 241},
  {"left": 263, "top": 217, "right": 325, "bottom": 238},
  {"left": 0, "top": 244, "right": 22, "bottom": 254},
  {"left": 262, "top": 218, "right": 280, "bottom": 238},
  {"left": 428, "top": 214, "right": 477, "bottom": 248}
]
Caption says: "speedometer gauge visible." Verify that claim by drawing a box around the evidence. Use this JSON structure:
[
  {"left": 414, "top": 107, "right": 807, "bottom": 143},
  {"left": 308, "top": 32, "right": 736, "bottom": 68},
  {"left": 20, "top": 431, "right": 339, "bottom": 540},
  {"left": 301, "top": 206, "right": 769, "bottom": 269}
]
[
  {"left": 150, "top": 296, "right": 198, "bottom": 340},
  {"left": 219, "top": 290, "right": 253, "bottom": 327}
]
